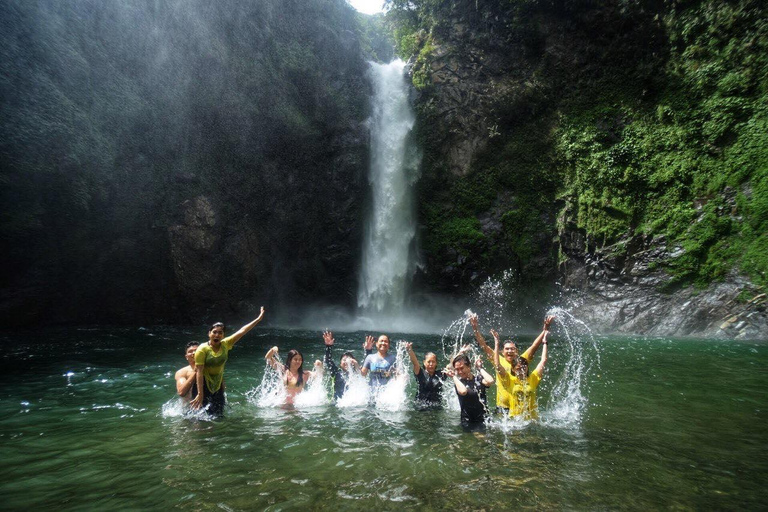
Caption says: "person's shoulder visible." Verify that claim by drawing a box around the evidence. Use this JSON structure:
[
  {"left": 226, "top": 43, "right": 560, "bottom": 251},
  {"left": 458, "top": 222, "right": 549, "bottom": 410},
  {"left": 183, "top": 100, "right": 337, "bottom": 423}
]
[{"left": 175, "top": 364, "right": 192, "bottom": 379}]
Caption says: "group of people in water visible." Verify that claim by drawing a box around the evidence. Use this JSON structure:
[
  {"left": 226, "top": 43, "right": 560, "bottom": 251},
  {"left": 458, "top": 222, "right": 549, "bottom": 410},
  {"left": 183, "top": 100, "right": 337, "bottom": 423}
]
[{"left": 174, "top": 307, "right": 555, "bottom": 431}]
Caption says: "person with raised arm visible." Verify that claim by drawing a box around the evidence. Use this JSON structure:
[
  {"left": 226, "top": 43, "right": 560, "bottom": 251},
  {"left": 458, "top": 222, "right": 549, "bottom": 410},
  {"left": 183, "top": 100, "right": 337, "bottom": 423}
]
[
  {"left": 495, "top": 330, "right": 550, "bottom": 420},
  {"left": 469, "top": 314, "right": 554, "bottom": 414},
  {"left": 190, "top": 307, "right": 266, "bottom": 417},
  {"left": 361, "top": 334, "right": 397, "bottom": 389},
  {"left": 405, "top": 342, "right": 447, "bottom": 408},
  {"left": 175, "top": 341, "right": 200, "bottom": 402},
  {"left": 322, "top": 330, "right": 360, "bottom": 400},
  {"left": 264, "top": 345, "right": 323, "bottom": 406},
  {"left": 447, "top": 353, "right": 494, "bottom": 432}
]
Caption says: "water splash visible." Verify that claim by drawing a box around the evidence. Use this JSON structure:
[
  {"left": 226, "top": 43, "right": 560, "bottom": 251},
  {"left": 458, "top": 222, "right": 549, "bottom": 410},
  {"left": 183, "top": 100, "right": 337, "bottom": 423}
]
[
  {"left": 293, "top": 374, "right": 330, "bottom": 409},
  {"left": 369, "top": 341, "right": 411, "bottom": 412},
  {"left": 539, "top": 306, "right": 600, "bottom": 428},
  {"left": 438, "top": 286, "right": 600, "bottom": 430},
  {"left": 336, "top": 369, "right": 370, "bottom": 408},
  {"left": 246, "top": 365, "right": 287, "bottom": 408},
  {"left": 358, "top": 59, "right": 421, "bottom": 318},
  {"left": 160, "top": 397, "right": 221, "bottom": 421},
  {"left": 246, "top": 364, "right": 329, "bottom": 409}
]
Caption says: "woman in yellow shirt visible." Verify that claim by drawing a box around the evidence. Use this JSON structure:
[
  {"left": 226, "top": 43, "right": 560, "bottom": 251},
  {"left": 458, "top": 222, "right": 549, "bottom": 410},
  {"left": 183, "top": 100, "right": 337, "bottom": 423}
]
[
  {"left": 190, "top": 307, "right": 265, "bottom": 416},
  {"left": 494, "top": 329, "right": 549, "bottom": 420},
  {"left": 470, "top": 314, "right": 554, "bottom": 413}
]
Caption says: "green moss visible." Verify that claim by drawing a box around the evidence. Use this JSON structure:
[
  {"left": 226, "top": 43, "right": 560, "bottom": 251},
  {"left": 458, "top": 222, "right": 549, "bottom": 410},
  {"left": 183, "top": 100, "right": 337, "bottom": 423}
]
[{"left": 390, "top": 0, "right": 768, "bottom": 290}]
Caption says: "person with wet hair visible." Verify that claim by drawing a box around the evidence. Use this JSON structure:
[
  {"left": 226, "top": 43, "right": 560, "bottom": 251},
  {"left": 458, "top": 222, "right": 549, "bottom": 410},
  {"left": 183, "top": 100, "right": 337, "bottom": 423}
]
[
  {"left": 190, "top": 307, "right": 266, "bottom": 417},
  {"left": 405, "top": 342, "right": 447, "bottom": 408},
  {"left": 175, "top": 341, "right": 199, "bottom": 402},
  {"left": 361, "top": 334, "right": 398, "bottom": 388},
  {"left": 495, "top": 329, "right": 550, "bottom": 420},
  {"left": 446, "top": 353, "right": 494, "bottom": 432},
  {"left": 469, "top": 314, "right": 554, "bottom": 413},
  {"left": 321, "top": 330, "right": 360, "bottom": 400},
  {"left": 265, "top": 345, "right": 323, "bottom": 405}
]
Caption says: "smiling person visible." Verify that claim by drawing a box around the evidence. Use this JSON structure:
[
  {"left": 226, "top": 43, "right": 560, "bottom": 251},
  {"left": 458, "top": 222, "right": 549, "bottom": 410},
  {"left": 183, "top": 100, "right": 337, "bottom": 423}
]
[
  {"left": 360, "top": 334, "right": 397, "bottom": 389},
  {"left": 190, "top": 307, "right": 266, "bottom": 417},
  {"left": 405, "top": 342, "right": 447, "bottom": 408},
  {"left": 322, "top": 330, "right": 360, "bottom": 400},
  {"left": 447, "top": 353, "right": 494, "bottom": 432},
  {"left": 495, "top": 330, "right": 550, "bottom": 420},
  {"left": 264, "top": 345, "right": 323, "bottom": 405},
  {"left": 175, "top": 341, "right": 199, "bottom": 403},
  {"left": 469, "top": 314, "right": 554, "bottom": 414}
]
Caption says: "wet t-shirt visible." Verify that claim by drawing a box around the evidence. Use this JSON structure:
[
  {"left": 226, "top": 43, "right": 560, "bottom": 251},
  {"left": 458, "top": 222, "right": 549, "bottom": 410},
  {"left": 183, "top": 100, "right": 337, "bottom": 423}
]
[
  {"left": 456, "top": 374, "right": 490, "bottom": 425},
  {"left": 362, "top": 353, "right": 397, "bottom": 387},
  {"left": 194, "top": 336, "right": 235, "bottom": 393},
  {"left": 415, "top": 369, "right": 446, "bottom": 406}
]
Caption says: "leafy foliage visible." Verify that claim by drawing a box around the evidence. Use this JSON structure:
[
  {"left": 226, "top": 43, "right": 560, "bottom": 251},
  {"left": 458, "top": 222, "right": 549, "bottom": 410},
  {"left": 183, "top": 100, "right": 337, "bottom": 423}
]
[{"left": 387, "top": 0, "right": 768, "bottom": 290}]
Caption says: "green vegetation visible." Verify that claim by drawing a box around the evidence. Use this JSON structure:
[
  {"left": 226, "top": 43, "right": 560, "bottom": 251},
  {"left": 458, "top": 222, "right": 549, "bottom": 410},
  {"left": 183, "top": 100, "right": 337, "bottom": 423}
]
[{"left": 387, "top": 0, "right": 768, "bottom": 290}]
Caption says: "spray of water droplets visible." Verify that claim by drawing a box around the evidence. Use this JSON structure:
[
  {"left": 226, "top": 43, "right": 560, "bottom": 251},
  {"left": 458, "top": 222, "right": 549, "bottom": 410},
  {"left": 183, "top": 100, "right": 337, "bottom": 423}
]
[
  {"left": 437, "top": 277, "right": 601, "bottom": 432},
  {"left": 160, "top": 397, "right": 219, "bottom": 421}
]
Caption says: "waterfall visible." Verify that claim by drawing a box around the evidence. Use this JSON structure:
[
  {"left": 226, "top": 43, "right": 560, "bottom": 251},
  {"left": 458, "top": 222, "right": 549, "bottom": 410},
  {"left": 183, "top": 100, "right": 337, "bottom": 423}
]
[{"left": 357, "top": 60, "right": 420, "bottom": 318}]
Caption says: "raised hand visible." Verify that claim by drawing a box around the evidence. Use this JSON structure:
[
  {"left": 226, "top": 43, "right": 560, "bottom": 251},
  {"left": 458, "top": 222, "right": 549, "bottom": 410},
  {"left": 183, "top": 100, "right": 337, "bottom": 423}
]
[
  {"left": 323, "top": 330, "right": 335, "bottom": 346},
  {"left": 544, "top": 315, "right": 555, "bottom": 331},
  {"left": 404, "top": 341, "right": 413, "bottom": 352},
  {"left": 475, "top": 358, "right": 484, "bottom": 370},
  {"left": 469, "top": 314, "right": 479, "bottom": 331},
  {"left": 363, "top": 335, "right": 375, "bottom": 351},
  {"left": 490, "top": 329, "right": 500, "bottom": 343}
]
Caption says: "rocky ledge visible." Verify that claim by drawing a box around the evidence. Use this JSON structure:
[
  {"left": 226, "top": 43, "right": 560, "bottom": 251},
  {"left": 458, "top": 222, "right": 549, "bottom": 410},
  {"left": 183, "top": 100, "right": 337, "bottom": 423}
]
[{"left": 559, "top": 229, "right": 766, "bottom": 340}]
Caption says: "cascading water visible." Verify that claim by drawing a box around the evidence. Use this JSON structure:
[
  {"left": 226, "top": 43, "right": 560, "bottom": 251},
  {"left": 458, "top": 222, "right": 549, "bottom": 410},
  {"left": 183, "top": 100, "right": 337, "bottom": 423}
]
[{"left": 357, "top": 60, "right": 420, "bottom": 321}]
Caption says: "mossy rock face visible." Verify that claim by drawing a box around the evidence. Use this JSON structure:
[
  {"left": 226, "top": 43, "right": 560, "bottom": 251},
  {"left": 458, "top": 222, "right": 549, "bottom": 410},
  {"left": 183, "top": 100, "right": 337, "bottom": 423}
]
[{"left": 389, "top": 0, "right": 768, "bottom": 299}]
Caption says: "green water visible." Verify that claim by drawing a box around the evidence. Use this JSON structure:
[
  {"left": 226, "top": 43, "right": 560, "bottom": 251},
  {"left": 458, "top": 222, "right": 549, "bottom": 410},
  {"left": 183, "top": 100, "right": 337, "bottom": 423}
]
[{"left": 1, "top": 327, "right": 766, "bottom": 510}]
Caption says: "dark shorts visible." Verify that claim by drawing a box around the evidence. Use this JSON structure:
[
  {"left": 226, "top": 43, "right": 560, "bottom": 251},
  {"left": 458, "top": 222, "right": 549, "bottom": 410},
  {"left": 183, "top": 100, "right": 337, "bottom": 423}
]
[{"left": 203, "top": 385, "right": 226, "bottom": 418}]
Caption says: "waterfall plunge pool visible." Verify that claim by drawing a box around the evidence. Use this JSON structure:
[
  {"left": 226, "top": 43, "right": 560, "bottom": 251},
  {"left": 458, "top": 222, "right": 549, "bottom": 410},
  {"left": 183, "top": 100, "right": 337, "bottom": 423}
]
[{"left": 1, "top": 327, "right": 766, "bottom": 509}]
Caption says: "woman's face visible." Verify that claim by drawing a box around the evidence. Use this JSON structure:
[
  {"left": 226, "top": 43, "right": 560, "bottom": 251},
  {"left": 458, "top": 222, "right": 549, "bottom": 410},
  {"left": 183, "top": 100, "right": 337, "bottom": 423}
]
[
  {"left": 453, "top": 359, "right": 470, "bottom": 378},
  {"left": 340, "top": 355, "right": 356, "bottom": 371},
  {"left": 289, "top": 354, "right": 303, "bottom": 371},
  {"left": 376, "top": 335, "right": 390, "bottom": 354},
  {"left": 208, "top": 326, "right": 225, "bottom": 345},
  {"left": 423, "top": 354, "right": 438, "bottom": 374},
  {"left": 515, "top": 359, "right": 528, "bottom": 379}
]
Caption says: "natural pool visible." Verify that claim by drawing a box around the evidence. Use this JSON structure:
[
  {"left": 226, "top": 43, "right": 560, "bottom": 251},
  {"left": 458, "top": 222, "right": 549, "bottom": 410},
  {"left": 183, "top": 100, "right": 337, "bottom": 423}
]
[{"left": 1, "top": 326, "right": 766, "bottom": 510}]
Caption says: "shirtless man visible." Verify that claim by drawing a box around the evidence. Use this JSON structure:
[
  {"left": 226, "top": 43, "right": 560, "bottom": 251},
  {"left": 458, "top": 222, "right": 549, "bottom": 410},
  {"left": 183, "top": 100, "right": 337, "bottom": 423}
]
[{"left": 175, "top": 341, "right": 199, "bottom": 401}]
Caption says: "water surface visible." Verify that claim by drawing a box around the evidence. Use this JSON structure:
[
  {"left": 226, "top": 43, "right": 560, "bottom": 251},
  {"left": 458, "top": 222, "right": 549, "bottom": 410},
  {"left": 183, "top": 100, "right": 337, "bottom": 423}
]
[{"left": 1, "top": 327, "right": 766, "bottom": 510}]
